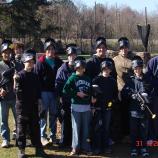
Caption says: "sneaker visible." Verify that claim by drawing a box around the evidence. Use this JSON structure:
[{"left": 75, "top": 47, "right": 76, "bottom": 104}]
[
  {"left": 35, "top": 148, "right": 48, "bottom": 158},
  {"left": 18, "top": 149, "right": 27, "bottom": 158},
  {"left": 12, "top": 132, "right": 16, "bottom": 140},
  {"left": 130, "top": 149, "right": 138, "bottom": 157},
  {"left": 1, "top": 140, "right": 9, "bottom": 148},
  {"left": 41, "top": 137, "right": 49, "bottom": 146},
  {"left": 141, "top": 148, "right": 149, "bottom": 157},
  {"left": 69, "top": 149, "right": 79, "bottom": 156}
]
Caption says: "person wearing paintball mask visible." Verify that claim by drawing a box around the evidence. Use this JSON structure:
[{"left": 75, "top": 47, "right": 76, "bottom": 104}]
[
  {"left": 92, "top": 61, "right": 118, "bottom": 154},
  {"left": 0, "top": 41, "right": 16, "bottom": 148},
  {"left": 13, "top": 48, "right": 37, "bottom": 147},
  {"left": 63, "top": 58, "right": 92, "bottom": 156},
  {"left": 35, "top": 38, "right": 63, "bottom": 146},
  {"left": 86, "top": 36, "right": 117, "bottom": 80},
  {"left": 55, "top": 43, "right": 78, "bottom": 148},
  {"left": 15, "top": 52, "right": 48, "bottom": 158},
  {"left": 122, "top": 59, "right": 151, "bottom": 157},
  {"left": 113, "top": 37, "right": 133, "bottom": 142}
]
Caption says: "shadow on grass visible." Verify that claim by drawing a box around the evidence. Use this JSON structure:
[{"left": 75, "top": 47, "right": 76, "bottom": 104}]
[
  {"left": 1, "top": 140, "right": 158, "bottom": 158},
  {"left": 49, "top": 143, "right": 158, "bottom": 158},
  {"left": 27, "top": 154, "right": 64, "bottom": 158}
]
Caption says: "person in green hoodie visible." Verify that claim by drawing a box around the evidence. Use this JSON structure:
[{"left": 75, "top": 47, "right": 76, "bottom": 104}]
[{"left": 63, "top": 58, "right": 92, "bottom": 156}]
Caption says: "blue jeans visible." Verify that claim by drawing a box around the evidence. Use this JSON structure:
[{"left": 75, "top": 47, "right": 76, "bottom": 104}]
[
  {"left": 40, "top": 92, "right": 57, "bottom": 139},
  {"left": 71, "top": 110, "right": 91, "bottom": 151},
  {"left": 0, "top": 99, "right": 16, "bottom": 141}
]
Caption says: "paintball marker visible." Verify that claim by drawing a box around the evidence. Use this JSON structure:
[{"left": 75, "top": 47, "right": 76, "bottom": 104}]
[
  {"left": 92, "top": 84, "right": 102, "bottom": 97},
  {"left": 136, "top": 92, "right": 156, "bottom": 119},
  {"left": 92, "top": 85, "right": 112, "bottom": 108},
  {"left": 125, "top": 87, "right": 156, "bottom": 119},
  {"left": 0, "top": 68, "right": 15, "bottom": 100}
]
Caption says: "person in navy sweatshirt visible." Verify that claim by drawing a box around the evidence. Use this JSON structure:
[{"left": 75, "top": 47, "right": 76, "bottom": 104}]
[
  {"left": 35, "top": 38, "right": 63, "bottom": 146},
  {"left": 55, "top": 44, "right": 77, "bottom": 147},
  {"left": 146, "top": 56, "right": 158, "bottom": 141},
  {"left": 122, "top": 59, "right": 151, "bottom": 157}
]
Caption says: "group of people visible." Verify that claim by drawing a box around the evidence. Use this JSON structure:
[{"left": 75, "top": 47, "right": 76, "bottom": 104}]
[{"left": 0, "top": 36, "right": 158, "bottom": 158}]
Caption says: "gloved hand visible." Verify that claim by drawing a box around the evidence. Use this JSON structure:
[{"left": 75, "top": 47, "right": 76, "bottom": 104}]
[
  {"left": 140, "top": 104, "right": 145, "bottom": 111},
  {"left": 131, "top": 94, "right": 137, "bottom": 100}
]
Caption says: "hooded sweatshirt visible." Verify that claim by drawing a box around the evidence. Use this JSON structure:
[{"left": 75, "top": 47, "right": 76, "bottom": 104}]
[{"left": 63, "top": 73, "right": 91, "bottom": 105}]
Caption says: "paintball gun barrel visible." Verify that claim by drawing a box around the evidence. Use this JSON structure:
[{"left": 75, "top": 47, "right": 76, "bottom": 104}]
[{"left": 137, "top": 92, "right": 156, "bottom": 119}]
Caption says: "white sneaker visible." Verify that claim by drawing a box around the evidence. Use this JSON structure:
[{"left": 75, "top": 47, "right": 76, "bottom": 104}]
[
  {"left": 12, "top": 132, "right": 16, "bottom": 140},
  {"left": 1, "top": 140, "right": 9, "bottom": 148},
  {"left": 141, "top": 148, "right": 149, "bottom": 157},
  {"left": 41, "top": 137, "right": 49, "bottom": 146}
]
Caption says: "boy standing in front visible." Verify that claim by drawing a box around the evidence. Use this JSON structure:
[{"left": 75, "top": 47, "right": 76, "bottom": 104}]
[
  {"left": 15, "top": 51, "right": 48, "bottom": 158},
  {"left": 122, "top": 59, "right": 150, "bottom": 157},
  {"left": 63, "top": 59, "right": 92, "bottom": 156},
  {"left": 92, "top": 61, "right": 118, "bottom": 154}
]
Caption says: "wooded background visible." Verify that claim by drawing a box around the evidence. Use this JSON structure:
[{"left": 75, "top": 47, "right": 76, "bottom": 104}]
[{"left": 0, "top": 0, "right": 158, "bottom": 53}]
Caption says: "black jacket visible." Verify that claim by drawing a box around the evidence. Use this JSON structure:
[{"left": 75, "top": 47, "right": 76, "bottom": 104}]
[
  {"left": 92, "top": 75, "right": 118, "bottom": 109},
  {"left": 146, "top": 56, "right": 158, "bottom": 96},
  {"left": 15, "top": 70, "right": 41, "bottom": 115},
  {"left": 86, "top": 55, "right": 117, "bottom": 80},
  {"left": 55, "top": 62, "right": 74, "bottom": 97},
  {"left": 122, "top": 74, "right": 152, "bottom": 113},
  {"left": 35, "top": 55, "right": 63, "bottom": 92}
]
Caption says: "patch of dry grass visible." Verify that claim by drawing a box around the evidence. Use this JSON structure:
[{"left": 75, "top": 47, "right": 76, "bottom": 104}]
[{"left": 0, "top": 110, "right": 158, "bottom": 158}]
